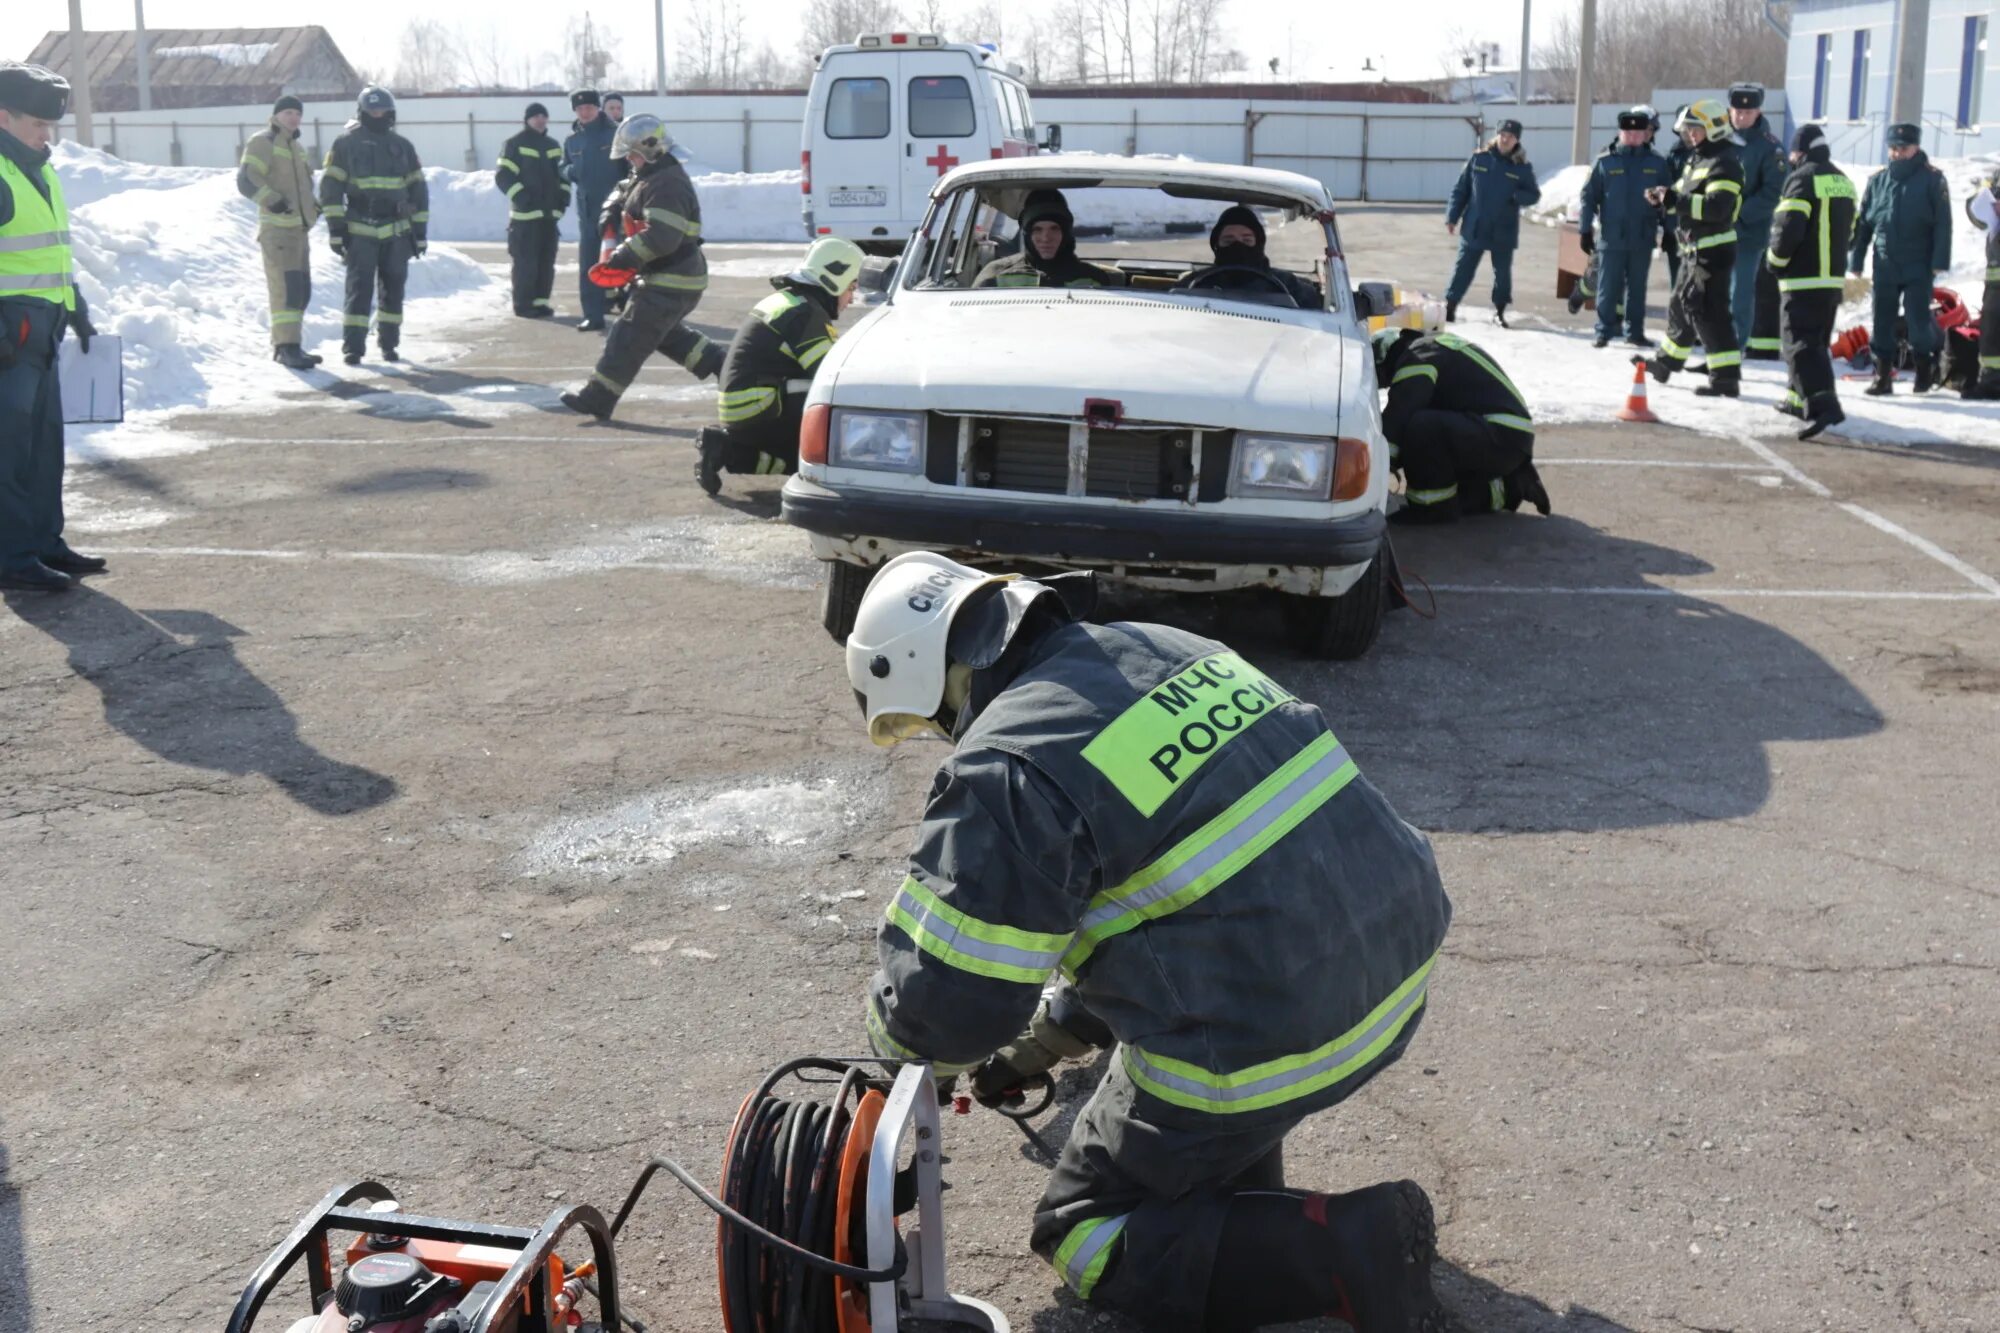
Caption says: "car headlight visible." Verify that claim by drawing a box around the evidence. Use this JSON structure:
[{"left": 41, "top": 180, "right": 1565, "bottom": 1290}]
[
  {"left": 1230, "top": 434, "right": 1334, "bottom": 500},
  {"left": 830, "top": 409, "right": 924, "bottom": 473}
]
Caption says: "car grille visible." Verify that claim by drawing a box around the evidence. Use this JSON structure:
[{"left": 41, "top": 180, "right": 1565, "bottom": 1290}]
[{"left": 932, "top": 415, "right": 1207, "bottom": 501}]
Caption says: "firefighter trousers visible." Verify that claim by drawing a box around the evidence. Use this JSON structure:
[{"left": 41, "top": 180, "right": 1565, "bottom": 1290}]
[
  {"left": 1744, "top": 253, "right": 1783, "bottom": 359},
  {"left": 1444, "top": 241, "right": 1514, "bottom": 309},
  {"left": 1780, "top": 290, "right": 1841, "bottom": 415},
  {"left": 573, "top": 284, "right": 721, "bottom": 417},
  {"left": 342, "top": 233, "right": 411, "bottom": 355},
  {"left": 259, "top": 225, "right": 311, "bottom": 348},
  {"left": 1977, "top": 282, "right": 2000, "bottom": 390},
  {"left": 1662, "top": 242, "right": 1741, "bottom": 381},
  {"left": 0, "top": 298, "right": 67, "bottom": 564},
  {"left": 1029, "top": 1018, "right": 1424, "bottom": 1326},
  {"left": 1396, "top": 410, "right": 1531, "bottom": 518},
  {"left": 508, "top": 217, "right": 559, "bottom": 316},
  {"left": 720, "top": 392, "right": 804, "bottom": 475}
]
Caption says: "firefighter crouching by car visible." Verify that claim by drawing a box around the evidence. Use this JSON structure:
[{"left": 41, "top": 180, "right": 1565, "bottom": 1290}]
[
  {"left": 1765, "top": 125, "right": 1857, "bottom": 440},
  {"left": 237, "top": 94, "right": 322, "bottom": 369},
  {"left": 695, "top": 237, "right": 863, "bottom": 495},
  {"left": 846, "top": 550, "right": 1453, "bottom": 1333},
  {"left": 318, "top": 87, "right": 428, "bottom": 366},
  {"left": 1639, "top": 100, "right": 1745, "bottom": 397},
  {"left": 974, "top": 188, "right": 1121, "bottom": 288},
  {"left": 1964, "top": 171, "right": 2000, "bottom": 399},
  {"left": 1850, "top": 122, "right": 1953, "bottom": 396},
  {"left": 496, "top": 101, "right": 569, "bottom": 319},
  {"left": 560, "top": 115, "right": 722, "bottom": 421},
  {"left": 1374, "top": 327, "right": 1550, "bottom": 525}
]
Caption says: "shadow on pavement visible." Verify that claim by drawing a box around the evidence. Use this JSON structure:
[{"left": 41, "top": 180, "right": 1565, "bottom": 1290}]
[
  {"left": 3, "top": 588, "right": 397, "bottom": 816},
  {"left": 330, "top": 468, "right": 491, "bottom": 496},
  {"left": 0, "top": 1140, "right": 26, "bottom": 1332}
]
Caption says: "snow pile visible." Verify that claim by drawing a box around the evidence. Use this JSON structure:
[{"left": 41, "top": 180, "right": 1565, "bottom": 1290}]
[
  {"left": 520, "top": 778, "right": 861, "bottom": 877},
  {"left": 52, "top": 139, "right": 218, "bottom": 208},
  {"left": 59, "top": 143, "right": 498, "bottom": 421},
  {"left": 151, "top": 42, "right": 278, "bottom": 66},
  {"left": 1526, "top": 163, "right": 1591, "bottom": 227},
  {"left": 422, "top": 165, "right": 577, "bottom": 243}
]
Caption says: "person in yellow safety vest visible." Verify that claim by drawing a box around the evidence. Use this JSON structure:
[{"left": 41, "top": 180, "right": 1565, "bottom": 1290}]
[
  {"left": 847, "top": 551, "right": 1454, "bottom": 1333},
  {"left": 238, "top": 94, "right": 323, "bottom": 370},
  {"left": 318, "top": 86, "right": 429, "bottom": 366},
  {"left": 495, "top": 102, "right": 570, "bottom": 319},
  {"left": 1638, "top": 100, "right": 1746, "bottom": 397},
  {"left": 695, "top": 237, "right": 863, "bottom": 495},
  {"left": 0, "top": 62, "right": 105, "bottom": 593},
  {"left": 1765, "top": 124, "right": 1857, "bottom": 439}
]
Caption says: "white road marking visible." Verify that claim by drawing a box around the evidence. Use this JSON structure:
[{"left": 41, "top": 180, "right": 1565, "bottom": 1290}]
[
  {"left": 1534, "top": 458, "right": 1766, "bottom": 469},
  {"left": 1428, "top": 585, "right": 2000, "bottom": 601},
  {"left": 1731, "top": 434, "right": 1833, "bottom": 497}
]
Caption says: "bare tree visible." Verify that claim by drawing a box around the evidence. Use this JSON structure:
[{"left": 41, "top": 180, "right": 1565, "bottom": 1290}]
[
  {"left": 563, "top": 12, "right": 616, "bottom": 89},
  {"left": 457, "top": 21, "right": 519, "bottom": 92},
  {"left": 676, "top": 0, "right": 749, "bottom": 86},
  {"left": 798, "top": 0, "right": 904, "bottom": 63},
  {"left": 392, "top": 18, "right": 466, "bottom": 93},
  {"left": 1538, "top": 0, "right": 1787, "bottom": 106}
]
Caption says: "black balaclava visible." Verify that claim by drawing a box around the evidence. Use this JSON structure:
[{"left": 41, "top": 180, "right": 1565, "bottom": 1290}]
[
  {"left": 1792, "top": 124, "right": 1831, "bottom": 165},
  {"left": 1017, "top": 188, "right": 1077, "bottom": 272},
  {"left": 1209, "top": 204, "right": 1268, "bottom": 269}
]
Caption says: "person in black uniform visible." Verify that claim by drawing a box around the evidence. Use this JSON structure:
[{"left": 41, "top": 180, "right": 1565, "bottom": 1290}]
[
  {"left": 1374, "top": 328, "right": 1550, "bottom": 524},
  {"left": 319, "top": 87, "right": 428, "bottom": 366},
  {"left": 1766, "top": 125, "right": 1857, "bottom": 439},
  {"left": 1964, "top": 171, "right": 2000, "bottom": 399},
  {"left": 1181, "top": 205, "right": 1320, "bottom": 307},
  {"left": 1639, "top": 100, "right": 1745, "bottom": 397},
  {"left": 973, "top": 189, "right": 1120, "bottom": 288},
  {"left": 697, "top": 236, "right": 864, "bottom": 494},
  {"left": 495, "top": 102, "right": 569, "bottom": 319}
]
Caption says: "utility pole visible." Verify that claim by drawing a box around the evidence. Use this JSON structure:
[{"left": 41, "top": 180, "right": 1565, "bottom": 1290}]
[
  {"left": 1570, "top": 0, "right": 1596, "bottom": 164},
  {"left": 1889, "top": 0, "right": 1932, "bottom": 129},
  {"left": 135, "top": 0, "right": 153, "bottom": 113},
  {"left": 1518, "top": 0, "right": 1532, "bottom": 105},
  {"left": 654, "top": 0, "right": 668, "bottom": 95},
  {"left": 66, "top": 0, "right": 95, "bottom": 146}
]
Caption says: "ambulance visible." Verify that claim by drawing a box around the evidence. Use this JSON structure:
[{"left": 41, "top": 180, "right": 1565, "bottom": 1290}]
[{"left": 801, "top": 32, "right": 1056, "bottom": 253}]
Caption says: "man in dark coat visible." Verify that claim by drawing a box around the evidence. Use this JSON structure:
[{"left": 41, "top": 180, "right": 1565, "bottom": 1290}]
[
  {"left": 1850, "top": 122, "right": 1953, "bottom": 395},
  {"left": 1726, "top": 84, "right": 1786, "bottom": 354},
  {"left": 496, "top": 102, "right": 570, "bottom": 318},
  {"left": 561, "top": 90, "right": 627, "bottom": 332},
  {"left": 1578, "top": 108, "right": 1668, "bottom": 347},
  {"left": 1444, "top": 118, "right": 1541, "bottom": 325},
  {"left": 974, "top": 189, "right": 1120, "bottom": 287}
]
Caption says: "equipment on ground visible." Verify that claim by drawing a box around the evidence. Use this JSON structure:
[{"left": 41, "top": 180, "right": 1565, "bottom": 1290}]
[
  {"left": 1615, "top": 361, "right": 1660, "bottom": 423},
  {"left": 223, "top": 1061, "right": 1010, "bottom": 1333}
]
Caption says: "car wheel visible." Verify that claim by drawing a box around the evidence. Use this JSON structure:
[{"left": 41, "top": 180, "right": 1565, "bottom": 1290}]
[
  {"left": 821, "top": 560, "right": 875, "bottom": 643},
  {"left": 1286, "top": 556, "right": 1386, "bottom": 661}
]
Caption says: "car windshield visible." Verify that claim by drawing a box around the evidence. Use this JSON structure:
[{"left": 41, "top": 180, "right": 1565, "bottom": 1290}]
[{"left": 902, "top": 179, "right": 1341, "bottom": 314}]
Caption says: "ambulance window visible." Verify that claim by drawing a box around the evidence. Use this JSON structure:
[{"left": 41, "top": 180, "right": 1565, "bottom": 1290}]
[
  {"left": 826, "top": 78, "right": 890, "bottom": 139},
  {"left": 910, "top": 77, "right": 976, "bottom": 138},
  {"left": 998, "top": 83, "right": 1023, "bottom": 139}
]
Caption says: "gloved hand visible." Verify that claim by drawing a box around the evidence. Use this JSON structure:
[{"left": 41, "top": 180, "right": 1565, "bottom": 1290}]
[
  {"left": 412, "top": 232, "right": 428, "bottom": 259},
  {"left": 329, "top": 227, "right": 348, "bottom": 262},
  {"left": 969, "top": 997, "right": 1099, "bottom": 1109},
  {"left": 1578, "top": 230, "right": 1594, "bottom": 256},
  {"left": 589, "top": 261, "right": 637, "bottom": 289},
  {"left": 267, "top": 197, "right": 292, "bottom": 215},
  {"left": 68, "top": 306, "right": 96, "bottom": 353}
]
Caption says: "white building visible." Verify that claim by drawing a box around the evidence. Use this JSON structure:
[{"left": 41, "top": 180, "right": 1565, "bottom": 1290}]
[{"left": 1786, "top": 0, "right": 1999, "bottom": 160}]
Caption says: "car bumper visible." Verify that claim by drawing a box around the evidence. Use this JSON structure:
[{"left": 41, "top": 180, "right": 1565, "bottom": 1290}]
[{"left": 780, "top": 477, "right": 1385, "bottom": 572}]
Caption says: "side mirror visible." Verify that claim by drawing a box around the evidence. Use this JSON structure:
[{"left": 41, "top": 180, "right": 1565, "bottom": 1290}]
[
  {"left": 1353, "top": 281, "right": 1395, "bottom": 319},
  {"left": 1039, "top": 124, "right": 1062, "bottom": 154},
  {"left": 858, "top": 255, "right": 898, "bottom": 305}
]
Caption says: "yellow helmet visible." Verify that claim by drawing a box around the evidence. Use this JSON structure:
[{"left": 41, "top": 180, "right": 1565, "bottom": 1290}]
[{"left": 1675, "top": 99, "right": 1729, "bottom": 140}]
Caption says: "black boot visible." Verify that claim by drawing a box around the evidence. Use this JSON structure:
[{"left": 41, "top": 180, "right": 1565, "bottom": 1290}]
[
  {"left": 379, "top": 342, "right": 401, "bottom": 363},
  {"left": 1592, "top": 334, "right": 1610, "bottom": 348},
  {"left": 696, "top": 342, "right": 726, "bottom": 380},
  {"left": 342, "top": 350, "right": 363, "bottom": 366},
  {"left": 1864, "top": 364, "right": 1895, "bottom": 396},
  {"left": 1692, "top": 373, "right": 1740, "bottom": 398},
  {"left": 561, "top": 383, "right": 616, "bottom": 420},
  {"left": 1913, "top": 353, "right": 1937, "bottom": 394},
  {"left": 1798, "top": 394, "right": 1846, "bottom": 441},
  {"left": 1202, "top": 1183, "right": 1443, "bottom": 1333},
  {"left": 1964, "top": 372, "right": 2000, "bottom": 400},
  {"left": 1567, "top": 286, "right": 1586, "bottom": 316},
  {"left": 696, "top": 426, "right": 728, "bottom": 495},
  {"left": 1505, "top": 461, "right": 1552, "bottom": 515},
  {"left": 1444, "top": 300, "right": 1458, "bottom": 324},
  {"left": 273, "top": 343, "right": 319, "bottom": 370},
  {"left": 1635, "top": 353, "right": 1674, "bottom": 384},
  {"left": 1493, "top": 304, "right": 1509, "bottom": 328}
]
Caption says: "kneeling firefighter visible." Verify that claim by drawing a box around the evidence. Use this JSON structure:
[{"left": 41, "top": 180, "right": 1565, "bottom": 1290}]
[
  {"left": 696, "top": 236, "right": 863, "bottom": 494},
  {"left": 1374, "top": 327, "right": 1549, "bottom": 524},
  {"left": 561, "top": 114, "right": 722, "bottom": 420},
  {"left": 848, "top": 551, "right": 1454, "bottom": 1333}
]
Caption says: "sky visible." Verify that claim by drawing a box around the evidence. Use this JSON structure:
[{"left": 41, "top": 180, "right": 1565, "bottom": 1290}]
[{"left": 5, "top": 0, "right": 1570, "bottom": 88}]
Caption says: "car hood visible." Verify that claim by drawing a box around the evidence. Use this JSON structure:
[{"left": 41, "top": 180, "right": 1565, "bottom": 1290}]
[{"left": 823, "top": 291, "right": 1355, "bottom": 436}]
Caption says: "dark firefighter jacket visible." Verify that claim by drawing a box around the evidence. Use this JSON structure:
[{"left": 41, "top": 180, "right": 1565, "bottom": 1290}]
[
  {"left": 866, "top": 616, "right": 1452, "bottom": 1129},
  {"left": 1767, "top": 151, "right": 1857, "bottom": 294},
  {"left": 318, "top": 119, "right": 428, "bottom": 242},
  {"left": 496, "top": 126, "right": 570, "bottom": 222},
  {"left": 1381, "top": 332, "right": 1534, "bottom": 455},
  {"left": 1850, "top": 149, "right": 1953, "bottom": 276},
  {"left": 1663, "top": 139, "right": 1743, "bottom": 254},
  {"left": 1579, "top": 143, "right": 1668, "bottom": 251},
  {"left": 561, "top": 114, "right": 626, "bottom": 210},
  {"left": 717, "top": 281, "right": 838, "bottom": 425},
  {"left": 237, "top": 117, "right": 319, "bottom": 231},
  {"left": 1446, "top": 141, "right": 1541, "bottom": 251},
  {"left": 1731, "top": 114, "right": 1786, "bottom": 235},
  {"left": 603, "top": 154, "right": 706, "bottom": 293}
]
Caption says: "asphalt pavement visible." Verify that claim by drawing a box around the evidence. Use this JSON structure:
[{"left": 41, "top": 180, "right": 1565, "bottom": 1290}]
[{"left": 1, "top": 215, "right": 1996, "bottom": 1333}]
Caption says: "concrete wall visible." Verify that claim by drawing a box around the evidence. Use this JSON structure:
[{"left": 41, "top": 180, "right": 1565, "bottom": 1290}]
[
  {"left": 70, "top": 91, "right": 1627, "bottom": 204},
  {"left": 1787, "top": 0, "right": 2000, "bottom": 160}
]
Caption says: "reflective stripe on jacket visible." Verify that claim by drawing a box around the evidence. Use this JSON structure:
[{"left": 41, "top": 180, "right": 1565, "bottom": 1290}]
[
  {"left": 0, "top": 153, "right": 74, "bottom": 310},
  {"left": 604, "top": 154, "right": 705, "bottom": 291},
  {"left": 1767, "top": 156, "right": 1857, "bottom": 294},
  {"left": 237, "top": 119, "right": 319, "bottom": 231},
  {"left": 1671, "top": 141, "right": 1744, "bottom": 251},
  {"left": 867, "top": 619, "right": 1452, "bottom": 1127},
  {"left": 496, "top": 127, "right": 570, "bottom": 222},
  {"left": 717, "top": 284, "right": 837, "bottom": 424},
  {"left": 1382, "top": 332, "right": 1534, "bottom": 450},
  {"left": 319, "top": 123, "right": 429, "bottom": 238}
]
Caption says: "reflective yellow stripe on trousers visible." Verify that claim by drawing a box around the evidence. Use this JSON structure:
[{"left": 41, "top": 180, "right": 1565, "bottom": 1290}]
[{"left": 1053, "top": 1213, "right": 1129, "bottom": 1298}]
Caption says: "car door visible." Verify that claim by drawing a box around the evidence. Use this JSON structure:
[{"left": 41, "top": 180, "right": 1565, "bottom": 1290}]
[
  {"left": 901, "top": 57, "right": 982, "bottom": 220},
  {"left": 815, "top": 52, "right": 901, "bottom": 233}
]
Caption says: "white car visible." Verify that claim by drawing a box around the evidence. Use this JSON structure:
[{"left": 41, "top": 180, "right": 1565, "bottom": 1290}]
[{"left": 780, "top": 157, "right": 1395, "bottom": 659}]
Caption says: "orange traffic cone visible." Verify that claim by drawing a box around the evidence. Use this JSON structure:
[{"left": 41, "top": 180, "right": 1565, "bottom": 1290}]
[{"left": 1616, "top": 361, "right": 1660, "bottom": 423}]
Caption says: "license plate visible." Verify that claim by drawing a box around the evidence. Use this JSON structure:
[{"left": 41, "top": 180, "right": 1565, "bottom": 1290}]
[{"left": 829, "top": 189, "right": 887, "bottom": 208}]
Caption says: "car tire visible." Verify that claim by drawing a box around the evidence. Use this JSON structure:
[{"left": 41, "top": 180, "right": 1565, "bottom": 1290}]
[
  {"left": 1286, "top": 556, "right": 1386, "bottom": 661},
  {"left": 821, "top": 560, "right": 875, "bottom": 643}
]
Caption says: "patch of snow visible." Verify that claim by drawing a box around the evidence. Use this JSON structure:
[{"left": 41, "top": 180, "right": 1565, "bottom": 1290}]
[
  {"left": 151, "top": 42, "right": 277, "bottom": 66},
  {"left": 521, "top": 779, "right": 860, "bottom": 877},
  {"left": 450, "top": 514, "right": 820, "bottom": 588}
]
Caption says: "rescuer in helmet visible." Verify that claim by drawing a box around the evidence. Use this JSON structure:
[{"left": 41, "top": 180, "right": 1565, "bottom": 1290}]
[
  {"left": 1637, "top": 99, "right": 1746, "bottom": 397},
  {"left": 318, "top": 86, "right": 429, "bottom": 366}
]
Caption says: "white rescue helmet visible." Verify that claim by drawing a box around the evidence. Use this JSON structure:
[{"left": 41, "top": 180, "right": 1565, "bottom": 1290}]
[
  {"left": 611, "top": 113, "right": 669, "bottom": 161},
  {"left": 845, "top": 552, "right": 1013, "bottom": 746},
  {"left": 789, "top": 236, "right": 867, "bottom": 298}
]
